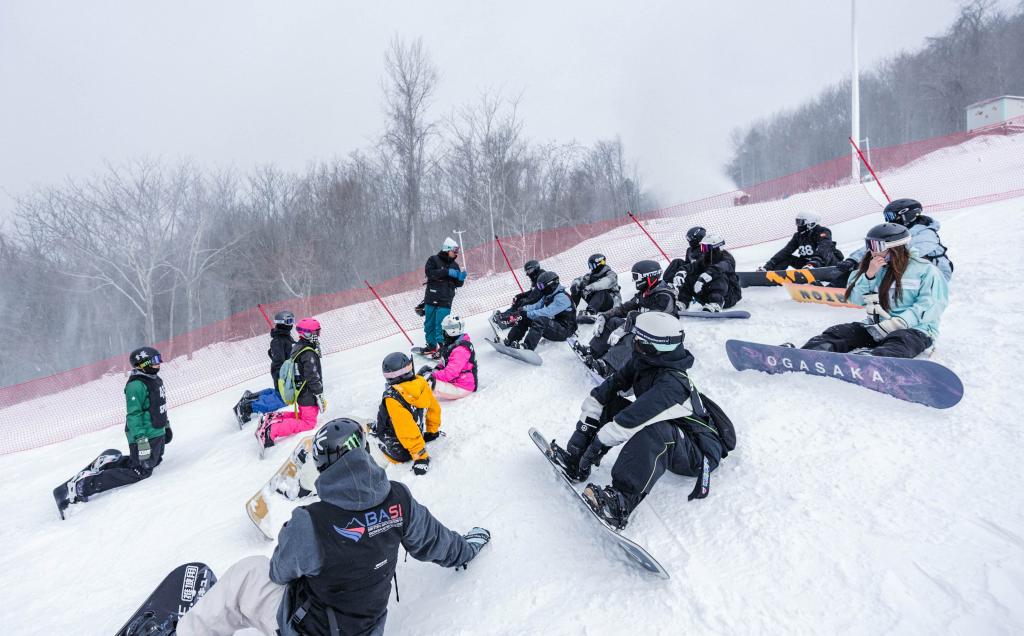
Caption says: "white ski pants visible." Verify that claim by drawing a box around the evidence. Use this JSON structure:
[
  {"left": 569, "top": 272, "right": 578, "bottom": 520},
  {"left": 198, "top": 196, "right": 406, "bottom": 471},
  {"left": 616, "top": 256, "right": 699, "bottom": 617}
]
[
  {"left": 177, "top": 555, "right": 284, "bottom": 636},
  {"left": 433, "top": 380, "right": 472, "bottom": 401}
]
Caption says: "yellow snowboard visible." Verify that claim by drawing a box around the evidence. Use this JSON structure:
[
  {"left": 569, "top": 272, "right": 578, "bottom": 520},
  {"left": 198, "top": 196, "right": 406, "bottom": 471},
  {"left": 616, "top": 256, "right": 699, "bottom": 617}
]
[
  {"left": 245, "top": 435, "right": 316, "bottom": 540},
  {"left": 785, "top": 282, "right": 860, "bottom": 308}
]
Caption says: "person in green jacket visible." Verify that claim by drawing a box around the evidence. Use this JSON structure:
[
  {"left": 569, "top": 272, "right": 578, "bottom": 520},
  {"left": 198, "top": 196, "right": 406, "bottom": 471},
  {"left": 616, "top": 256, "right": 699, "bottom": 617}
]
[{"left": 53, "top": 346, "right": 172, "bottom": 517}]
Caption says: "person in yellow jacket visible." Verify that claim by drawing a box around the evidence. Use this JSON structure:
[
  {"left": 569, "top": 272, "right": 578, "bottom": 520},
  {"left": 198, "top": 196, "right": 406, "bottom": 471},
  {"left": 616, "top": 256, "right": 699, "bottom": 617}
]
[{"left": 373, "top": 352, "right": 442, "bottom": 475}]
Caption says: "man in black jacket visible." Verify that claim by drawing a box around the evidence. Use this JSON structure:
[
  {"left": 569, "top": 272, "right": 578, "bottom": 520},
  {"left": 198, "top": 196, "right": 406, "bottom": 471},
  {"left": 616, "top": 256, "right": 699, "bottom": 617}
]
[
  {"left": 168, "top": 418, "right": 491, "bottom": 636},
  {"left": 575, "top": 260, "right": 678, "bottom": 377},
  {"left": 569, "top": 253, "right": 621, "bottom": 318},
  {"left": 493, "top": 260, "right": 544, "bottom": 328},
  {"left": 552, "top": 312, "right": 725, "bottom": 529},
  {"left": 760, "top": 212, "right": 844, "bottom": 271},
  {"left": 233, "top": 310, "right": 297, "bottom": 425},
  {"left": 422, "top": 237, "right": 466, "bottom": 357},
  {"left": 666, "top": 233, "right": 741, "bottom": 312}
]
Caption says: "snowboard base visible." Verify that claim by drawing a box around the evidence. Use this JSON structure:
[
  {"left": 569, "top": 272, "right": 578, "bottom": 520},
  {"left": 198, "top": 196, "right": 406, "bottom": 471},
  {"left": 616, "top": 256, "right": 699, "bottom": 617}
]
[
  {"left": 528, "top": 427, "right": 669, "bottom": 579},
  {"left": 725, "top": 339, "right": 963, "bottom": 409},
  {"left": 784, "top": 283, "right": 859, "bottom": 308},
  {"left": 115, "top": 562, "right": 216, "bottom": 636},
  {"left": 678, "top": 309, "right": 750, "bottom": 319},
  {"left": 485, "top": 337, "right": 544, "bottom": 365},
  {"left": 247, "top": 434, "right": 316, "bottom": 539}
]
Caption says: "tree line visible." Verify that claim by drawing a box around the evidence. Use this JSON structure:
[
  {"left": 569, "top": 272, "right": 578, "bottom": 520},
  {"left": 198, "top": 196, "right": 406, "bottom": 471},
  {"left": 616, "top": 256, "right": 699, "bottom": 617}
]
[
  {"left": 725, "top": 0, "right": 1024, "bottom": 188},
  {"left": 0, "top": 37, "right": 651, "bottom": 387}
]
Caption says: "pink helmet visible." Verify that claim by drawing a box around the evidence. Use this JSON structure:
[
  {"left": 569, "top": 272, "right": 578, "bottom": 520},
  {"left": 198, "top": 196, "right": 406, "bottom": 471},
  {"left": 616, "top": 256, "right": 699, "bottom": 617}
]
[{"left": 296, "top": 317, "right": 321, "bottom": 341}]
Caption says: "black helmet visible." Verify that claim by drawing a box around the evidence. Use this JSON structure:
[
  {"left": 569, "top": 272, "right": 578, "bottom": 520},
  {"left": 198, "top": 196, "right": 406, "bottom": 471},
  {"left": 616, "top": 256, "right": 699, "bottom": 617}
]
[
  {"left": 129, "top": 346, "right": 162, "bottom": 373},
  {"left": 382, "top": 352, "right": 414, "bottom": 385},
  {"left": 536, "top": 270, "right": 560, "bottom": 295},
  {"left": 632, "top": 312, "right": 685, "bottom": 356},
  {"left": 587, "top": 254, "right": 607, "bottom": 271},
  {"left": 631, "top": 260, "right": 662, "bottom": 292},
  {"left": 864, "top": 223, "right": 911, "bottom": 253},
  {"left": 312, "top": 418, "right": 367, "bottom": 472},
  {"left": 523, "top": 260, "right": 541, "bottom": 280},
  {"left": 273, "top": 310, "right": 295, "bottom": 327},
  {"left": 883, "top": 198, "right": 923, "bottom": 226},
  {"left": 685, "top": 226, "right": 707, "bottom": 248}
]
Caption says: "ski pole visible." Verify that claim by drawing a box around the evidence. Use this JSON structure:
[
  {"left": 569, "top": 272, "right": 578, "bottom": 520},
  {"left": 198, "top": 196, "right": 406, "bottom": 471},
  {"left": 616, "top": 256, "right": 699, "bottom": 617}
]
[
  {"left": 627, "top": 211, "right": 670, "bottom": 262},
  {"left": 364, "top": 280, "right": 414, "bottom": 346}
]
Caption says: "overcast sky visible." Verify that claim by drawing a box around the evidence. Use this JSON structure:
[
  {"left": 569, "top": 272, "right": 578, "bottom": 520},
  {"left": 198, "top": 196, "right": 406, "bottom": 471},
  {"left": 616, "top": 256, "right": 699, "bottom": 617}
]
[{"left": 0, "top": 0, "right": 1009, "bottom": 218}]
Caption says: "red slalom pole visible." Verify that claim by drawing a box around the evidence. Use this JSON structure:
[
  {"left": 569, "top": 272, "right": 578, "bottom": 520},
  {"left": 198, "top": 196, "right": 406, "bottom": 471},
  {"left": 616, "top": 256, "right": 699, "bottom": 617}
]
[
  {"left": 494, "top": 235, "right": 524, "bottom": 292},
  {"left": 849, "top": 137, "right": 891, "bottom": 203},
  {"left": 364, "top": 280, "right": 414, "bottom": 346},
  {"left": 256, "top": 303, "right": 273, "bottom": 327},
  {"left": 627, "top": 211, "right": 670, "bottom": 262}
]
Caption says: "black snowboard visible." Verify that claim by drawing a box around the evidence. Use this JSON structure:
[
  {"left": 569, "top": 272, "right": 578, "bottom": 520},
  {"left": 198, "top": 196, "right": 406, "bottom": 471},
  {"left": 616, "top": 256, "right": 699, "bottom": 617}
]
[
  {"left": 738, "top": 266, "right": 839, "bottom": 287},
  {"left": 53, "top": 448, "right": 123, "bottom": 520},
  {"left": 115, "top": 562, "right": 217, "bottom": 636}
]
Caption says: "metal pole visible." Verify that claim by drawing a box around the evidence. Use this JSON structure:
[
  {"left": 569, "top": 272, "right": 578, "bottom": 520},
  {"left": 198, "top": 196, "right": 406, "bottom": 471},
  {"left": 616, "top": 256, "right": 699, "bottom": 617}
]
[
  {"left": 851, "top": 0, "right": 861, "bottom": 181},
  {"left": 363, "top": 280, "right": 415, "bottom": 346},
  {"left": 494, "top": 235, "right": 524, "bottom": 292},
  {"left": 849, "top": 137, "right": 891, "bottom": 203},
  {"left": 453, "top": 229, "right": 468, "bottom": 275},
  {"left": 627, "top": 211, "right": 670, "bottom": 262}
]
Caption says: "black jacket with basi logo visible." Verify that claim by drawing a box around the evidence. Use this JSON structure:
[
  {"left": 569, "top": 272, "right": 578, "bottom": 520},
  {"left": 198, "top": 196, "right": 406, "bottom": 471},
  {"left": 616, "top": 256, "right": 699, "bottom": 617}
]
[
  {"left": 423, "top": 251, "right": 463, "bottom": 308},
  {"left": 764, "top": 226, "right": 844, "bottom": 269},
  {"left": 270, "top": 450, "right": 477, "bottom": 636}
]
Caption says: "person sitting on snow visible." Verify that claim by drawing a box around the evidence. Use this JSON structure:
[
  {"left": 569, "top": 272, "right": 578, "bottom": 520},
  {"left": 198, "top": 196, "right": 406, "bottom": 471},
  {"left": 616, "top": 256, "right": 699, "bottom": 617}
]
[
  {"left": 569, "top": 253, "right": 621, "bottom": 320},
  {"left": 503, "top": 271, "right": 578, "bottom": 351},
  {"left": 418, "top": 315, "right": 477, "bottom": 400},
  {"left": 233, "top": 310, "right": 296, "bottom": 426},
  {"left": 255, "top": 317, "right": 326, "bottom": 451},
  {"left": 759, "top": 212, "right": 843, "bottom": 271},
  {"left": 666, "top": 232, "right": 741, "bottom": 312},
  {"left": 493, "top": 260, "right": 545, "bottom": 328},
  {"left": 375, "top": 352, "right": 443, "bottom": 475}
]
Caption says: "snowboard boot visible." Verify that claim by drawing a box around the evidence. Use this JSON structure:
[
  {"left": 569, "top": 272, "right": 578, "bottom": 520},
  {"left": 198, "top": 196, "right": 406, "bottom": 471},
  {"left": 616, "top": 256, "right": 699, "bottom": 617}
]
[
  {"left": 570, "top": 338, "right": 591, "bottom": 358},
  {"left": 421, "top": 344, "right": 441, "bottom": 359},
  {"left": 124, "top": 609, "right": 176, "bottom": 635},
  {"left": 549, "top": 440, "right": 590, "bottom": 482},
  {"left": 233, "top": 396, "right": 254, "bottom": 426},
  {"left": 503, "top": 337, "right": 522, "bottom": 349},
  {"left": 255, "top": 415, "right": 275, "bottom": 457},
  {"left": 584, "top": 354, "right": 611, "bottom": 379},
  {"left": 582, "top": 484, "right": 632, "bottom": 530}
]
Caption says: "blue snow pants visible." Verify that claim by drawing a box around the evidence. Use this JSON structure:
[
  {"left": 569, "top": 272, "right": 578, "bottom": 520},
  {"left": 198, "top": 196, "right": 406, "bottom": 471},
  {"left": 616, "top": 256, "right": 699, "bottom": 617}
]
[
  {"left": 424, "top": 304, "right": 451, "bottom": 347},
  {"left": 250, "top": 387, "right": 286, "bottom": 414}
]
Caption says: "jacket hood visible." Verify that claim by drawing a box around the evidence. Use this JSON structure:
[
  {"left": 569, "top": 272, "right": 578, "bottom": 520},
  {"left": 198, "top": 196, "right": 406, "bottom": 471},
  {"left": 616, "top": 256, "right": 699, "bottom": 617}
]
[
  {"left": 271, "top": 325, "right": 294, "bottom": 338},
  {"left": 314, "top": 447, "right": 391, "bottom": 510},
  {"left": 393, "top": 375, "right": 435, "bottom": 407},
  {"left": 544, "top": 283, "right": 567, "bottom": 299},
  {"left": 636, "top": 343, "right": 695, "bottom": 372},
  {"left": 916, "top": 216, "right": 940, "bottom": 231}
]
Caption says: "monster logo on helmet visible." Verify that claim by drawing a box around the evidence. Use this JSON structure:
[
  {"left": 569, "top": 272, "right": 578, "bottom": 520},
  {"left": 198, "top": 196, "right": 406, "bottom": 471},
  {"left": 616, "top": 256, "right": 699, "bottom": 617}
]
[
  {"left": 129, "top": 346, "right": 162, "bottom": 372},
  {"left": 312, "top": 418, "right": 368, "bottom": 473}
]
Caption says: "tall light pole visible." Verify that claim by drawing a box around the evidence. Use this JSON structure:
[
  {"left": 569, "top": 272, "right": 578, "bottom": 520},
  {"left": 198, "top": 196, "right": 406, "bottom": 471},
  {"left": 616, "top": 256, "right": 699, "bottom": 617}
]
[
  {"left": 851, "top": 0, "right": 861, "bottom": 181},
  {"left": 453, "top": 229, "right": 468, "bottom": 274}
]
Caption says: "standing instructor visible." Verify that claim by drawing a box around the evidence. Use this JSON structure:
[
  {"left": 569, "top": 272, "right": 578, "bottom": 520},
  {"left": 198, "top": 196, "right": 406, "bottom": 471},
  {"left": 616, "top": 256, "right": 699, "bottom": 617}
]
[{"left": 422, "top": 237, "right": 466, "bottom": 358}]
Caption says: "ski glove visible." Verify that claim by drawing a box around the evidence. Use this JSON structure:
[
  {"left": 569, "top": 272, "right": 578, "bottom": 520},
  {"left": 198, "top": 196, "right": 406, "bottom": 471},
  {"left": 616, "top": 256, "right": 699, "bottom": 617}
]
[
  {"left": 316, "top": 394, "right": 328, "bottom": 413},
  {"left": 863, "top": 293, "right": 892, "bottom": 321},
  {"left": 866, "top": 316, "right": 908, "bottom": 341},
  {"left": 164, "top": 426, "right": 173, "bottom": 444},
  {"left": 413, "top": 457, "right": 430, "bottom": 476},
  {"left": 672, "top": 271, "right": 687, "bottom": 289},
  {"left": 448, "top": 268, "right": 467, "bottom": 282},
  {"left": 580, "top": 395, "right": 603, "bottom": 425},
  {"left": 757, "top": 266, "right": 767, "bottom": 272},
  {"left": 693, "top": 272, "right": 713, "bottom": 293},
  {"left": 423, "top": 431, "right": 441, "bottom": 443},
  {"left": 607, "top": 326, "right": 626, "bottom": 347},
  {"left": 593, "top": 314, "right": 606, "bottom": 337},
  {"left": 459, "top": 527, "right": 491, "bottom": 569},
  {"left": 702, "top": 302, "right": 722, "bottom": 313},
  {"left": 414, "top": 302, "right": 426, "bottom": 317},
  {"left": 578, "top": 436, "right": 611, "bottom": 475},
  {"left": 838, "top": 258, "right": 858, "bottom": 274},
  {"left": 136, "top": 436, "right": 152, "bottom": 467}
]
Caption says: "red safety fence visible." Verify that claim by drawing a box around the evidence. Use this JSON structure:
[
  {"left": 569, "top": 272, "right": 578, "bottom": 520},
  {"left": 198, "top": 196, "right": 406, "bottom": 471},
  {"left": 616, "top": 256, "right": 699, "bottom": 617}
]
[{"left": 2, "top": 115, "right": 1023, "bottom": 455}]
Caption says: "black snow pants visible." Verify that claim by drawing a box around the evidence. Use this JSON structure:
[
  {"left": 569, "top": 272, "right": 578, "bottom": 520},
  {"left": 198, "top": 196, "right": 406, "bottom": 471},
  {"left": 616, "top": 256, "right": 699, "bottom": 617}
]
[
  {"left": 571, "top": 287, "right": 616, "bottom": 315},
  {"left": 588, "top": 316, "right": 627, "bottom": 359},
  {"left": 802, "top": 322, "right": 932, "bottom": 359},
  {"left": 507, "top": 316, "right": 574, "bottom": 350},
  {"left": 79, "top": 437, "right": 165, "bottom": 498}
]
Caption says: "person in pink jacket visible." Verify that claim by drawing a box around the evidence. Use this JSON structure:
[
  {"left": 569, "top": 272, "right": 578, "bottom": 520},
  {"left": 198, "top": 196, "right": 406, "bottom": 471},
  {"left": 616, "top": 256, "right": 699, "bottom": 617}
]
[{"left": 420, "top": 315, "right": 477, "bottom": 400}]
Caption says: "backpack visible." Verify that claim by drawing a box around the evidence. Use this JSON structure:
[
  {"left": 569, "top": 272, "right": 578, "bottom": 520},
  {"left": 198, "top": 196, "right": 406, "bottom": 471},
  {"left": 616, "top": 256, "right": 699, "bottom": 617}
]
[{"left": 277, "top": 346, "right": 315, "bottom": 405}]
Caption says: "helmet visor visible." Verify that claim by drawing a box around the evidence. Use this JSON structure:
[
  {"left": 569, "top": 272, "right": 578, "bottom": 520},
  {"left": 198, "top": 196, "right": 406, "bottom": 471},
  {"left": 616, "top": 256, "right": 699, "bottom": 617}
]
[
  {"left": 865, "top": 235, "right": 909, "bottom": 253},
  {"left": 883, "top": 209, "right": 898, "bottom": 223},
  {"left": 138, "top": 354, "right": 162, "bottom": 368}
]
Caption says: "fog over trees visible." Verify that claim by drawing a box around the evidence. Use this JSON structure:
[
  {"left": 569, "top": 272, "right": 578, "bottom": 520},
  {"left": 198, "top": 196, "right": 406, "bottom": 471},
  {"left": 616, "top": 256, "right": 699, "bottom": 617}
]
[
  {"left": 726, "top": 1, "right": 1024, "bottom": 188},
  {"left": 0, "top": 37, "right": 650, "bottom": 386}
]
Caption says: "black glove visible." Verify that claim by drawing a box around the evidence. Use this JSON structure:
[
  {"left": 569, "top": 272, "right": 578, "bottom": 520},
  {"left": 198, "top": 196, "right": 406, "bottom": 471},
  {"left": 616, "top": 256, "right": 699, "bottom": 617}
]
[
  {"left": 414, "top": 301, "right": 426, "bottom": 317},
  {"left": 423, "top": 431, "right": 441, "bottom": 443},
  {"left": 164, "top": 426, "right": 173, "bottom": 445},
  {"left": 458, "top": 527, "right": 491, "bottom": 569},
  {"left": 413, "top": 457, "right": 430, "bottom": 476},
  {"left": 578, "top": 435, "right": 611, "bottom": 475},
  {"left": 417, "top": 364, "right": 434, "bottom": 376},
  {"left": 838, "top": 258, "right": 857, "bottom": 274}
]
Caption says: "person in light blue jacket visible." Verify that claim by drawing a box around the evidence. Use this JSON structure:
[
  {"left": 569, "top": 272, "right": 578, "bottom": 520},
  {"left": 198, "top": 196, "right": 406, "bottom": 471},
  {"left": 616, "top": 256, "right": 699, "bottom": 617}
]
[
  {"left": 802, "top": 223, "right": 949, "bottom": 358},
  {"left": 835, "top": 198, "right": 953, "bottom": 284},
  {"left": 504, "top": 271, "right": 578, "bottom": 350}
]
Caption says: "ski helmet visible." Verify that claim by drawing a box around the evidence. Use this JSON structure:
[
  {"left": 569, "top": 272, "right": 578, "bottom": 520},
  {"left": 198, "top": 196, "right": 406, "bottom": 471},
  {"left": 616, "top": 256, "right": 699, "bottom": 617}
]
[
  {"left": 382, "top": 352, "right": 415, "bottom": 385},
  {"left": 796, "top": 212, "right": 821, "bottom": 233},
  {"left": 523, "top": 260, "right": 542, "bottom": 280},
  {"left": 312, "top": 418, "right": 367, "bottom": 472},
  {"left": 587, "top": 253, "right": 607, "bottom": 271},
  {"left": 441, "top": 237, "right": 460, "bottom": 254},
  {"left": 864, "top": 223, "right": 911, "bottom": 253},
  {"left": 296, "top": 317, "right": 321, "bottom": 344},
  {"left": 883, "top": 198, "right": 923, "bottom": 226},
  {"left": 441, "top": 314, "right": 465, "bottom": 339},
  {"left": 685, "top": 226, "right": 707, "bottom": 248},
  {"left": 536, "top": 270, "right": 560, "bottom": 295},
  {"left": 273, "top": 310, "right": 295, "bottom": 327},
  {"left": 699, "top": 233, "right": 725, "bottom": 254},
  {"left": 631, "top": 311, "right": 685, "bottom": 355},
  {"left": 631, "top": 260, "right": 662, "bottom": 292},
  {"left": 129, "top": 346, "right": 162, "bottom": 372}
]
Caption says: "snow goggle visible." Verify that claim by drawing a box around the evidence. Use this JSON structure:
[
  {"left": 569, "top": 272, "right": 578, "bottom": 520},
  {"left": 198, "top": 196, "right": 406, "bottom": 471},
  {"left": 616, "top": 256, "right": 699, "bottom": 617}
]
[
  {"left": 138, "top": 354, "right": 161, "bottom": 368},
  {"left": 589, "top": 259, "right": 605, "bottom": 270},
  {"left": 865, "top": 236, "right": 910, "bottom": 253},
  {"left": 632, "top": 270, "right": 659, "bottom": 283},
  {"left": 631, "top": 325, "right": 683, "bottom": 355}
]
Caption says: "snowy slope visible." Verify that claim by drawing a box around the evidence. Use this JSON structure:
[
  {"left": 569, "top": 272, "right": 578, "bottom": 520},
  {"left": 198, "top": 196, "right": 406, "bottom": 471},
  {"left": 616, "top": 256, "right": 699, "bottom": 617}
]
[{"left": 1, "top": 197, "right": 1022, "bottom": 635}]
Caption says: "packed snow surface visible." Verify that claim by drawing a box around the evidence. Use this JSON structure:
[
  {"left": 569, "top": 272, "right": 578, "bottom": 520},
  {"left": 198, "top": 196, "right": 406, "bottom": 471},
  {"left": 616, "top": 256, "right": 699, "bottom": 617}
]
[{"left": 1, "top": 198, "right": 1022, "bottom": 635}]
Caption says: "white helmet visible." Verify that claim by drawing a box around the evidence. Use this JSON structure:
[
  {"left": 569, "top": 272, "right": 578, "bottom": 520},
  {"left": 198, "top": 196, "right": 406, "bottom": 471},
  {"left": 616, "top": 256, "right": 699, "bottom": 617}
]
[
  {"left": 631, "top": 311, "right": 684, "bottom": 354},
  {"left": 441, "top": 237, "right": 459, "bottom": 252},
  {"left": 441, "top": 314, "right": 465, "bottom": 338},
  {"left": 796, "top": 212, "right": 821, "bottom": 232}
]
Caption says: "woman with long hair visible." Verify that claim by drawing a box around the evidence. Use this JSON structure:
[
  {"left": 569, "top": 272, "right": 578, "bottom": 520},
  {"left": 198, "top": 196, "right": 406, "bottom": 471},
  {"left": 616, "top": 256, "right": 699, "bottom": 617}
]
[{"left": 801, "top": 223, "right": 949, "bottom": 358}]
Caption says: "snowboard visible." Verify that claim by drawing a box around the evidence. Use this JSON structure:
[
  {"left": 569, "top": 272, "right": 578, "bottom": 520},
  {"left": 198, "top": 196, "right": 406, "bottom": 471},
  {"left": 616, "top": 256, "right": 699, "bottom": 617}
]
[
  {"left": 678, "top": 309, "right": 751, "bottom": 319},
  {"left": 565, "top": 336, "right": 608, "bottom": 385},
  {"left": 725, "top": 339, "right": 964, "bottom": 409},
  {"left": 528, "top": 428, "right": 669, "bottom": 579},
  {"left": 246, "top": 434, "right": 317, "bottom": 539},
  {"left": 115, "top": 562, "right": 217, "bottom": 636},
  {"left": 784, "top": 283, "right": 860, "bottom": 308},
  {"left": 485, "top": 315, "right": 543, "bottom": 365},
  {"left": 738, "top": 266, "right": 838, "bottom": 288},
  {"left": 410, "top": 346, "right": 440, "bottom": 362},
  {"left": 53, "top": 448, "right": 122, "bottom": 520}
]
